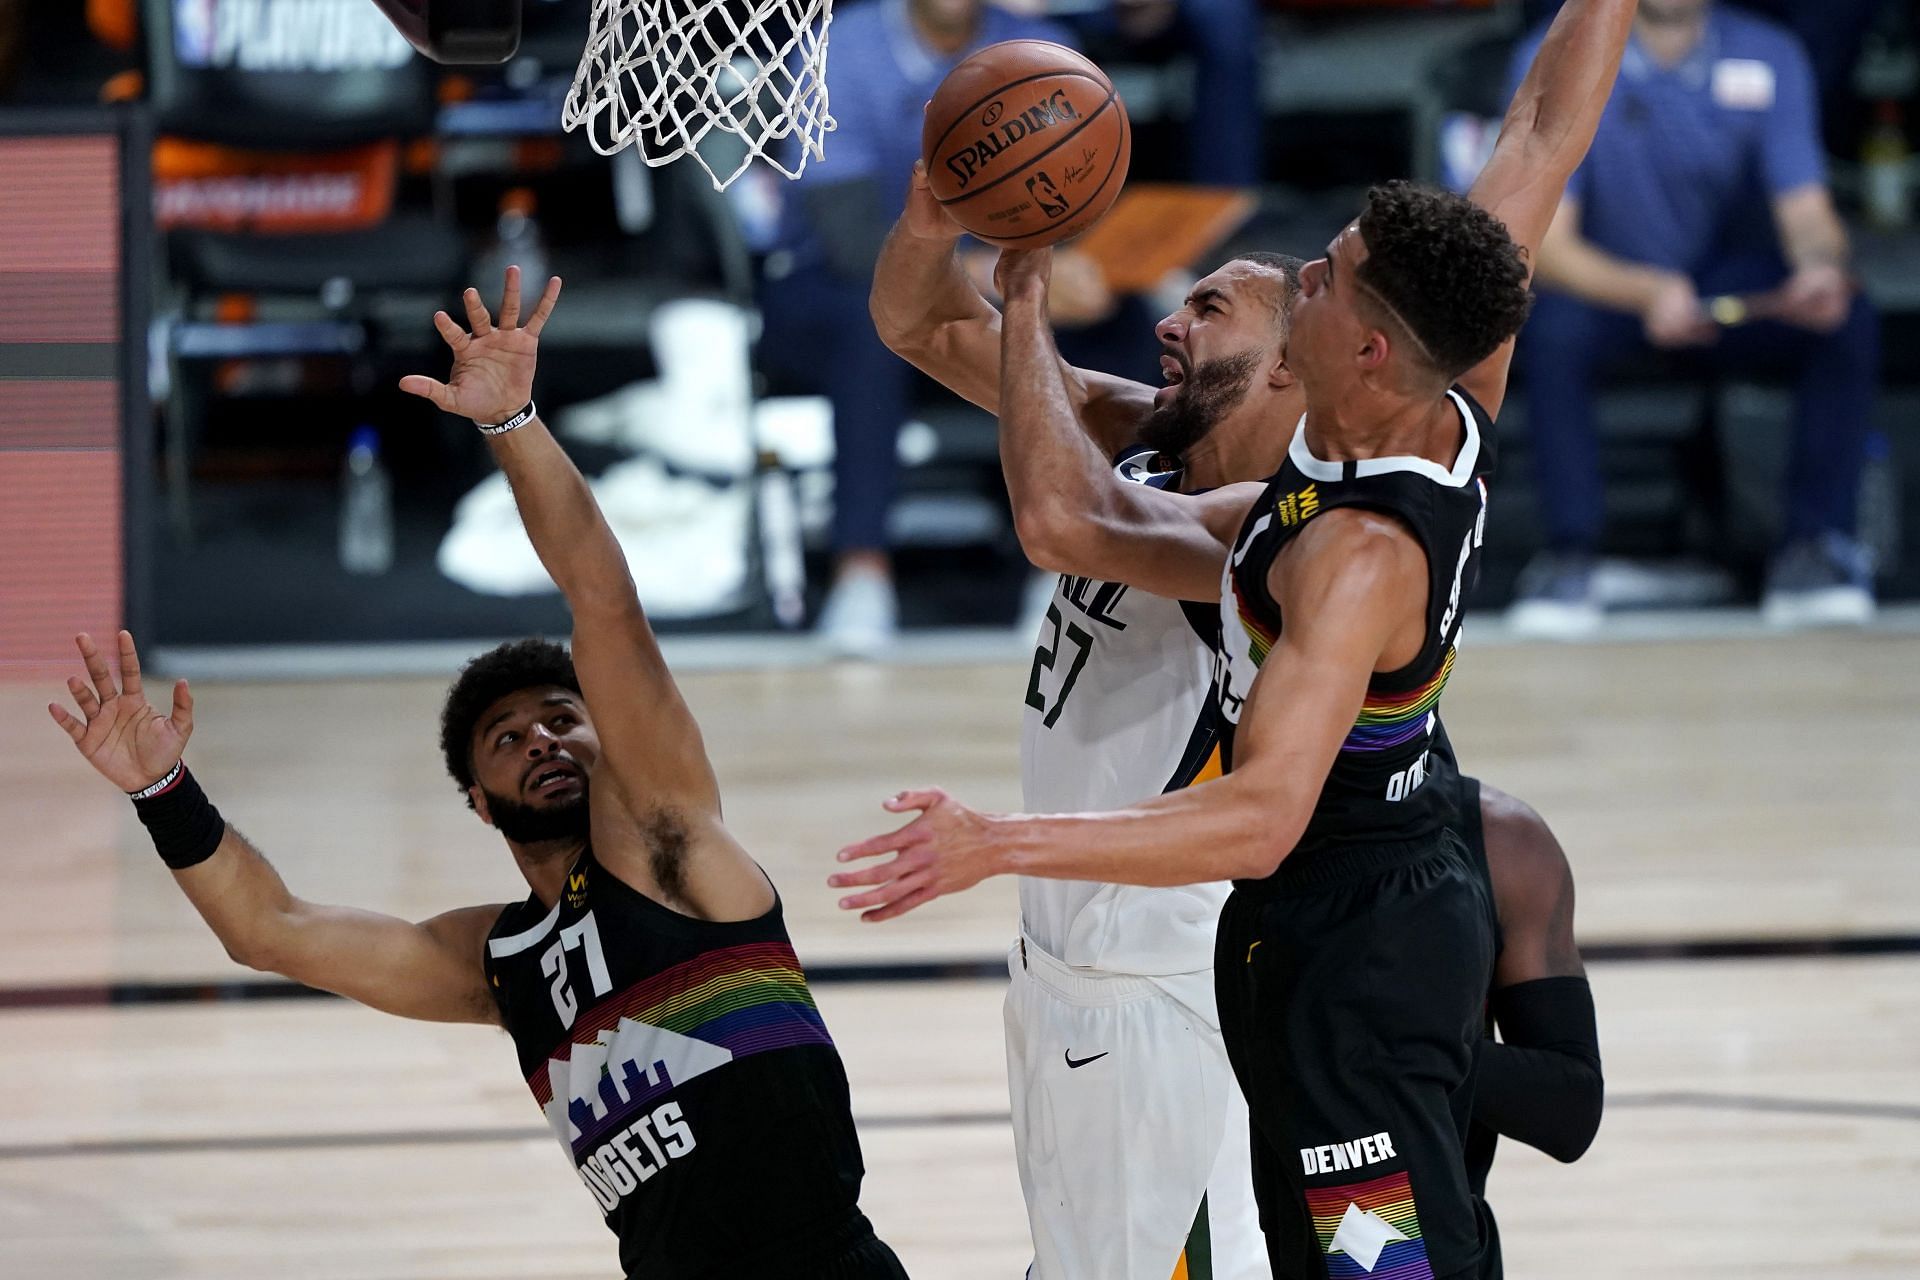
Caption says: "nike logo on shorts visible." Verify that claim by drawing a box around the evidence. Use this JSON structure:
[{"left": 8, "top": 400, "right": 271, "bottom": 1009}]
[{"left": 1064, "top": 1050, "right": 1109, "bottom": 1069}]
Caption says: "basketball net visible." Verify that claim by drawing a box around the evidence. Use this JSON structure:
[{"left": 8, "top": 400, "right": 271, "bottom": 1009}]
[{"left": 563, "top": 0, "right": 834, "bottom": 190}]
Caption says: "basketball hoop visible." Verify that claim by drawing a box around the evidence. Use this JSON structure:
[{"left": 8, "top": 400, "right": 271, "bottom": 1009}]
[{"left": 563, "top": 0, "right": 835, "bottom": 190}]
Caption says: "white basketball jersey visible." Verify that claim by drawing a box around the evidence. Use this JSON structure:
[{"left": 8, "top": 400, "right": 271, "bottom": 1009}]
[{"left": 1018, "top": 450, "right": 1229, "bottom": 981}]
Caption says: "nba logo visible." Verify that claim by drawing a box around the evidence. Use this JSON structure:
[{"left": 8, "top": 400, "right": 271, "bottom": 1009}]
[
  {"left": 1026, "top": 172, "right": 1069, "bottom": 219},
  {"left": 173, "top": 0, "right": 217, "bottom": 67}
]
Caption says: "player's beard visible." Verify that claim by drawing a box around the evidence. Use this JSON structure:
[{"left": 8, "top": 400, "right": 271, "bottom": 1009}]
[
  {"left": 1140, "top": 348, "right": 1264, "bottom": 460},
  {"left": 483, "top": 785, "right": 593, "bottom": 845}
]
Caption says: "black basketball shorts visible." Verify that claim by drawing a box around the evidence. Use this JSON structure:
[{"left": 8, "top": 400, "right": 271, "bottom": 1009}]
[{"left": 1214, "top": 832, "right": 1497, "bottom": 1280}]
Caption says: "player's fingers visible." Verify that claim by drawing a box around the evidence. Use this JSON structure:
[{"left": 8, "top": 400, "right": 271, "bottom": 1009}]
[
  {"left": 117, "top": 629, "right": 143, "bottom": 697},
  {"left": 76, "top": 632, "right": 117, "bottom": 701},
  {"left": 431, "top": 310, "right": 469, "bottom": 352},
  {"left": 497, "top": 265, "right": 522, "bottom": 330},
  {"left": 170, "top": 680, "right": 194, "bottom": 739},
  {"left": 398, "top": 374, "right": 456, "bottom": 411},
  {"left": 462, "top": 287, "right": 494, "bottom": 335},
  {"left": 836, "top": 814, "right": 927, "bottom": 862},
  {"left": 837, "top": 867, "right": 927, "bottom": 913},
  {"left": 67, "top": 675, "right": 100, "bottom": 719},
  {"left": 882, "top": 788, "right": 945, "bottom": 814},
  {"left": 835, "top": 879, "right": 914, "bottom": 912},
  {"left": 862, "top": 883, "right": 939, "bottom": 924},
  {"left": 523, "top": 276, "right": 563, "bottom": 338},
  {"left": 48, "top": 702, "right": 86, "bottom": 743},
  {"left": 827, "top": 847, "right": 923, "bottom": 890}
]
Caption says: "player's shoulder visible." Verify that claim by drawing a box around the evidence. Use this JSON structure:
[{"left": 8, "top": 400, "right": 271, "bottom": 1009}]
[
  {"left": 1270, "top": 505, "right": 1428, "bottom": 615},
  {"left": 1475, "top": 784, "right": 1573, "bottom": 910}
]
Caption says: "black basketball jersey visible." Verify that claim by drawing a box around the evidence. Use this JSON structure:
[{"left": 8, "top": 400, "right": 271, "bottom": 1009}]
[
  {"left": 1212, "top": 386, "right": 1495, "bottom": 858},
  {"left": 483, "top": 850, "right": 870, "bottom": 1278}
]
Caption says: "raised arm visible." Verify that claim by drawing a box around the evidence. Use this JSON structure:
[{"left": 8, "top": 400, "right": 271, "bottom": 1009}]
[
  {"left": 996, "top": 247, "right": 1258, "bottom": 602},
  {"left": 48, "top": 631, "right": 501, "bottom": 1024},
  {"left": 1458, "top": 0, "right": 1638, "bottom": 415},
  {"left": 1472, "top": 784, "right": 1604, "bottom": 1162},
  {"left": 401, "top": 272, "right": 772, "bottom": 921},
  {"left": 870, "top": 164, "right": 1155, "bottom": 456}
]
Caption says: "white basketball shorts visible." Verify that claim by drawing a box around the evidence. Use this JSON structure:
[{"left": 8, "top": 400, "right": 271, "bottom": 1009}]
[{"left": 1004, "top": 934, "right": 1270, "bottom": 1280}]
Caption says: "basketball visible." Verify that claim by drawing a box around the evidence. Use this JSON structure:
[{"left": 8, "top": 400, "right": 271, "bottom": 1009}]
[{"left": 921, "top": 41, "right": 1131, "bottom": 249}]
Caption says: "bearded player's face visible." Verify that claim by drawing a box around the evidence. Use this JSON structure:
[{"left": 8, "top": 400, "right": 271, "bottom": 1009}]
[
  {"left": 468, "top": 686, "right": 599, "bottom": 844},
  {"left": 1145, "top": 262, "right": 1290, "bottom": 457}
]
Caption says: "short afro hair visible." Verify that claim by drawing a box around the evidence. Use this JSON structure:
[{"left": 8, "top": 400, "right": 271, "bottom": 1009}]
[
  {"left": 439, "top": 638, "right": 581, "bottom": 794},
  {"left": 1354, "top": 181, "right": 1532, "bottom": 380}
]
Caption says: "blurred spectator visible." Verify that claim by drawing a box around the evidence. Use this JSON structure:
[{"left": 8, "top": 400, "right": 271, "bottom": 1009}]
[
  {"left": 1059, "top": 0, "right": 1263, "bottom": 187},
  {"left": 1523, "top": 0, "right": 1890, "bottom": 155},
  {"left": 760, "top": 0, "right": 1153, "bottom": 655},
  {"left": 1507, "top": 0, "right": 1880, "bottom": 636}
]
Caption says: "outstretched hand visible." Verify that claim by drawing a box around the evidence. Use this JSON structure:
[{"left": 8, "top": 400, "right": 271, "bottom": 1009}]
[
  {"left": 400, "top": 266, "right": 562, "bottom": 425},
  {"left": 828, "top": 787, "right": 1005, "bottom": 922},
  {"left": 48, "top": 631, "right": 194, "bottom": 793}
]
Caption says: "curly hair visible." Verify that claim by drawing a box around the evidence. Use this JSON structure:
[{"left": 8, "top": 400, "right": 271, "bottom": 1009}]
[
  {"left": 1354, "top": 181, "right": 1532, "bottom": 380},
  {"left": 439, "top": 638, "right": 581, "bottom": 795}
]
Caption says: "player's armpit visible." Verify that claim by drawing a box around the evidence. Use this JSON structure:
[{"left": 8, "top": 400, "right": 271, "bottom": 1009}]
[{"left": 1023, "top": 479, "right": 1262, "bottom": 603}]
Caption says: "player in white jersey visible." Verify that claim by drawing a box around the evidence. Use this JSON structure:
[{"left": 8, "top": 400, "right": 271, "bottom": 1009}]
[{"left": 870, "top": 167, "right": 1307, "bottom": 1280}]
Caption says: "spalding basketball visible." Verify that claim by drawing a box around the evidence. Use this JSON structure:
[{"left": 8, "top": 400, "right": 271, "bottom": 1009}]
[{"left": 922, "top": 41, "right": 1131, "bottom": 249}]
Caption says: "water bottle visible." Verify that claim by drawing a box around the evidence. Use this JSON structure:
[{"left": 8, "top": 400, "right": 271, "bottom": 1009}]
[
  {"left": 1858, "top": 430, "right": 1900, "bottom": 579},
  {"left": 474, "top": 188, "right": 551, "bottom": 291},
  {"left": 340, "top": 426, "right": 395, "bottom": 575},
  {"left": 1862, "top": 100, "right": 1912, "bottom": 231},
  {"left": 756, "top": 449, "right": 806, "bottom": 628}
]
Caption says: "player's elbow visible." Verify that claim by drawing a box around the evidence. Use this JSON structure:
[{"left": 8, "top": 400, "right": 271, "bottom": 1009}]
[
  {"left": 1232, "top": 844, "right": 1290, "bottom": 882},
  {"left": 1545, "top": 1064, "right": 1605, "bottom": 1163},
  {"left": 868, "top": 289, "right": 926, "bottom": 360},
  {"left": 220, "top": 927, "right": 278, "bottom": 973},
  {"left": 1012, "top": 501, "right": 1091, "bottom": 577}
]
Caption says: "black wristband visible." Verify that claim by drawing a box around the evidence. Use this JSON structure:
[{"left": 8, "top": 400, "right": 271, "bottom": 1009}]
[
  {"left": 477, "top": 400, "right": 537, "bottom": 436},
  {"left": 130, "top": 763, "right": 227, "bottom": 870}
]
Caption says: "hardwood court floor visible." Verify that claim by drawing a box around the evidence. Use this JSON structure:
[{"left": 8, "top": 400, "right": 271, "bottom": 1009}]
[
  {"left": 1, "top": 958, "right": 1917, "bottom": 1278},
  {"left": 3, "top": 630, "right": 1918, "bottom": 987},
  {"left": 2, "top": 628, "right": 1918, "bottom": 1275}
]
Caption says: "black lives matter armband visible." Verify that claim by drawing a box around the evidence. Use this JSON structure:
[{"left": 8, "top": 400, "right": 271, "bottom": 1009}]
[
  {"left": 130, "top": 761, "right": 228, "bottom": 870},
  {"left": 476, "top": 400, "right": 537, "bottom": 436}
]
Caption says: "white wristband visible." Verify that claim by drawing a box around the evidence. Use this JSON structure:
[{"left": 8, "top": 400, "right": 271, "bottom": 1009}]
[
  {"left": 129, "top": 759, "right": 185, "bottom": 800},
  {"left": 477, "top": 401, "right": 537, "bottom": 436}
]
